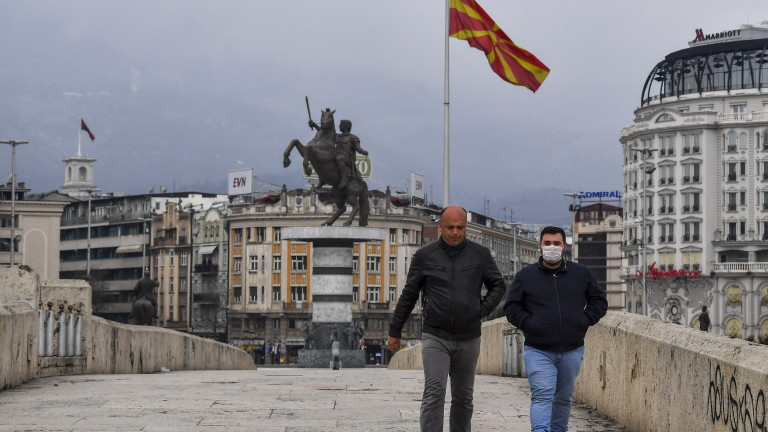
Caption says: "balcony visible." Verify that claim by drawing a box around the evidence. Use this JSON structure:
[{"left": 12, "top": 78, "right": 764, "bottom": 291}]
[
  {"left": 712, "top": 262, "right": 768, "bottom": 273},
  {"left": 283, "top": 301, "right": 310, "bottom": 311},
  {"left": 727, "top": 204, "right": 737, "bottom": 211},
  {"left": 364, "top": 301, "right": 390, "bottom": 310},
  {"left": 193, "top": 293, "right": 219, "bottom": 304},
  {"left": 727, "top": 174, "right": 737, "bottom": 182},
  {"left": 683, "top": 147, "right": 690, "bottom": 154},
  {"left": 727, "top": 145, "right": 738, "bottom": 153},
  {"left": 194, "top": 263, "right": 219, "bottom": 273}
]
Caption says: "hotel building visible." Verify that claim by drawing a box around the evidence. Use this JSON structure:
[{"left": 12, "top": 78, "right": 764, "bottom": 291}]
[{"left": 620, "top": 22, "right": 768, "bottom": 342}]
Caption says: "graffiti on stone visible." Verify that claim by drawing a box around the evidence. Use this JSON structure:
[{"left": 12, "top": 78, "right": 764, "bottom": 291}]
[{"left": 707, "top": 360, "right": 766, "bottom": 431}]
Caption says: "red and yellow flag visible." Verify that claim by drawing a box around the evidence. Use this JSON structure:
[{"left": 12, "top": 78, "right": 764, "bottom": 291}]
[{"left": 449, "top": 0, "right": 549, "bottom": 92}]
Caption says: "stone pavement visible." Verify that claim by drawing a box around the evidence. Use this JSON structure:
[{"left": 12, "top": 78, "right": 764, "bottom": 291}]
[{"left": 0, "top": 367, "right": 627, "bottom": 432}]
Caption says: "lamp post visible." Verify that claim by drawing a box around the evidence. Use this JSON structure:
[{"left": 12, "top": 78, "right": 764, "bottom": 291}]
[
  {"left": 1, "top": 140, "right": 28, "bottom": 266},
  {"left": 630, "top": 148, "right": 657, "bottom": 316},
  {"left": 563, "top": 193, "right": 584, "bottom": 260},
  {"left": 510, "top": 222, "right": 522, "bottom": 276}
]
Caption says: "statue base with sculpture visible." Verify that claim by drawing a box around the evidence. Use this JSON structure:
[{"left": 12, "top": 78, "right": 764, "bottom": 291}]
[{"left": 282, "top": 226, "right": 384, "bottom": 369}]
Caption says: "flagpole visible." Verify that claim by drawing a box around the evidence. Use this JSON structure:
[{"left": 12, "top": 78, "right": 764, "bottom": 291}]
[
  {"left": 77, "top": 117, "right": 82, "bottom": 157},
  {"left": 443, "top": 0, "right": 450, "bottom": 207}
]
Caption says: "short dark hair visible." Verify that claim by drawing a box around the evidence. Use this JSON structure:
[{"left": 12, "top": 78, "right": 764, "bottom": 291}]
[
  {"left": 540, "top": 226, "right": 566, "bottom": 243},
  {"left": 702, "top": 305, "right": 707, "bottom": 312}
]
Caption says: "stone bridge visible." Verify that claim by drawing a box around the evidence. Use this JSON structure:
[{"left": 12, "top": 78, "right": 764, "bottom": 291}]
[{"left": 2, "top": 265, "right": 767, "bottom": 431}]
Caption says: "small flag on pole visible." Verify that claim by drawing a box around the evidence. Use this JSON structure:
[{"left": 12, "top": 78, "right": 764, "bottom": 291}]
[
  {"left": 81, "top": 118, "right": 96, "bottom": 141},
  {"left": 449, "top": 0, "right": 550, "bottom": 92}
]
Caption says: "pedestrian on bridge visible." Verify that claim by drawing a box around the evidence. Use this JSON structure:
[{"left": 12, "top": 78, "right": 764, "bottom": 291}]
[
  {"left": 388, "top": 205, "right": 506, "bottom": 432},
  {"left": 504, "top": 226, "right": 607, "bottom": 432}
]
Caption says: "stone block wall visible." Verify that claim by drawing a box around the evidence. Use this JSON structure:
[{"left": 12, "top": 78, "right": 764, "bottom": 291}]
[
  {"left": 1, "top": 265, "right": 255, "bottom": 391},
  {"left": 0, "top": 302, "right": 38, "bottom": 390}
]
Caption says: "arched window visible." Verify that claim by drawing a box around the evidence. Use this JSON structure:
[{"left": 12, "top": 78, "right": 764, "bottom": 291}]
[
  {"left": 739, "top": 132, "right": 748, "bottom": 150},
  {"left": 725, "top": 284, "right": 743, "bottom": 313},
  {"left": 78, "top": 166, "right": 87, "bottom": 181}
]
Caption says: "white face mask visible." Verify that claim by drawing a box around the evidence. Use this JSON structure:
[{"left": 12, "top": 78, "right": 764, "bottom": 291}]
[{"left": 542, "top": 245, "right": 563, "bottom": 264}]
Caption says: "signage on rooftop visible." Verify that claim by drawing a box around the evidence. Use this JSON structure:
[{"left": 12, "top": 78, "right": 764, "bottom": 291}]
[{"left": 688, "top": 23, "right": 768, "bottom": 47}]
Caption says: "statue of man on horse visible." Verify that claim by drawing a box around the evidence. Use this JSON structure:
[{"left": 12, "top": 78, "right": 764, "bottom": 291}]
[{"left": 283, "top": 98, "right": 370, "bottom": 227}]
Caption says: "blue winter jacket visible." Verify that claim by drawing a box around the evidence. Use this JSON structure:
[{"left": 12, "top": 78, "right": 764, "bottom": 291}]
[{"left": 504, "top": 258, "right": 607, "bottom": 353}]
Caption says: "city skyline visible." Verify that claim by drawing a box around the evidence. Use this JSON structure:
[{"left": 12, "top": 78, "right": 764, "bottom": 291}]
[{"left": 2, "top": 1, "right": 767, "bottom": 225}]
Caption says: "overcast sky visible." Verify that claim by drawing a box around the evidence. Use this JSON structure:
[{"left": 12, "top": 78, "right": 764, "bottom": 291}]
[{"left": 2, "top": 1, "right": 768, "bottom": 224}]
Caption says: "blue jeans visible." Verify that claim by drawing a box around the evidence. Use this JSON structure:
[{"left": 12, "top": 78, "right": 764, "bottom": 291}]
[
  {"left": 420, "top": 333, "right": 481, "bottom": 432},
  {"left": 523, "top": 346, "right": 584, "bottom": 432}
]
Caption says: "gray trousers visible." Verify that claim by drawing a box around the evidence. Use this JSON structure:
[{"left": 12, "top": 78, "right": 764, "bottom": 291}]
[{"left": 420, "top": 333, "right": 481, "bottom": 432}]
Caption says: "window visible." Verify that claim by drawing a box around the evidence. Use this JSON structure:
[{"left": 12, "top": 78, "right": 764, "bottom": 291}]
[
  {"left": 727, "top": 222, "right": 737, "bottom": 241},
  {"left": 169, "top": 251, "right": 175, "bottom": 266},
  {"left": 682, "top": 250, "right": 701, "bottom": 271},
  {"left": 249, "top": 256, "right": 258, "bottom": 272},
  {"left": 389, "top": 257, "right": 396, "bottom": 273},
  {"left": 683, "top": 133, "right": 701, "bottom": 154},
  {"left": 291, "top": 286, "right": 307, "bottom": 302},
  {"left": 234, "top": 287, "right": 242, "bottom": 304},
  {"left": 660, "top": 135, "right": 675, "bottom": 156},
  {"left": 727, "top": 163, "right": 737, "bottom": 181},
  {"left": 367, "top": 286, "right": 380, "bottom": 303},
  {"left": 249, "top": 286, "right": 258, "bottom": 303},
  {"left": 389, "top": 287, "right": 397, "bottom": 302},
  {"left": 353, "top": 286, "right": 359, "bottom": 302},
  {"left": 352, "top": 256, "right": 359, "bottom": 272},
  {"left": 401, "top": 229, "right": 410, "bottom": 244},
  {"left": 659, "top": 164, "right": 675, "bottom": 185},
  {"left": 683, "top": 221, "right": 700, "bottom": 242},
  {"left": 233, "top": 229, "right": 243, "bottom": 243},
  {"left": 682, "top": 192, "right": 700, "bottom": 212},
  {"left": 367, "top": 255, "right": 381, "bottom": 273},
  {"left": 169, "top": 277, "right": 175, "bottom": 294},
  {"left": 273, "top": 227, "right": 281, "bottom": 242},
  {"left": 389, "top": 228, "right": 397, "bottom": 243},
  {"left": 273, "top": 255, "right": 281, "bottom": 272},
  {"left": 682, "top": 163, "right": 700, "bottom": 183},
  {"left": 740, "top": 191, "right": 746, "bottom": 206},
  {"left": 727, "top": 192, "right": 737, "bottom": 211},
  {"left": 179, "top": 277, "right": 187, "bottom": 293},
  {"left": 180, "top": 251, "right": 188, "bottom": 266},
  {"left": 169, "top": 306, "right": 174, "bottom": 319},
  {"left": 659, "top": 193, "right": 675, "bottom": 214},
  {"left": 272, "top": 318, "right": 280, "bottom": 329},
  {"left": 234, "top": 257, "right": 242, "bottom": 273},
  {"left": 272, "top": 286, "right": 281, "bottom": 302},
  {"left": 255, "top": 227, "right": 266, "bottom": 242},
  {"left": 291, "top": 255, "right": 307, "bottom": 272}
]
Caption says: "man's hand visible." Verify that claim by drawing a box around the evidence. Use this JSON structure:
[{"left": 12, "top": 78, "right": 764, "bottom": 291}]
[{"left": 387, "top": 336, "right": 401, "bottom": 353}]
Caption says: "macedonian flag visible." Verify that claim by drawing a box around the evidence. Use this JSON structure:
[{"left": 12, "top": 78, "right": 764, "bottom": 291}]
[{"left": 449, "top": 0, "right": 549, "bottom": 92}]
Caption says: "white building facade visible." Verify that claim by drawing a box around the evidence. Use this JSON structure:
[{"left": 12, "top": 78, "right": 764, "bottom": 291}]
[{"left": 620, "top": 22, "right": 768, "bottom": 342}]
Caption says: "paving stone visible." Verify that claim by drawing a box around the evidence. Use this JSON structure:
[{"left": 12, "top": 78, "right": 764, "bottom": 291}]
[{"left": 0, "top": 368, "right": 627, "bottom": 432}]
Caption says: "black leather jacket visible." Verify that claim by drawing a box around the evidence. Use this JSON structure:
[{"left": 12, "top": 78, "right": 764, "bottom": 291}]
[{"left": 389, "top": 238, "right": 507, "bottom": 341}]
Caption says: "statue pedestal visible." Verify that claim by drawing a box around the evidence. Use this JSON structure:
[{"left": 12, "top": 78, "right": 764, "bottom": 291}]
[
  {"left": 283, "top": 227, "right": 385, "bottom": 368},
  {"left": 297, "top": 349, "right": 366, "bottom": 369}
]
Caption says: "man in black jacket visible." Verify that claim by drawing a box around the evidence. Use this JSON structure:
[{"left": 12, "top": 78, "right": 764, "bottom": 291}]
[
  {"left": 388, "top": 206, "right": 506, "bottom": 432},
  {"left": 504, "top": 226, "right": 607, "bottom": 432}
]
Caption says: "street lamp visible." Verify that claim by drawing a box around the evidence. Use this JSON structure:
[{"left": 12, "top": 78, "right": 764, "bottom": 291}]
[
  {"left": 1, "top": 139, "right": 29, "bottom": 266},
  {"left": 629, "top": 147, "right": 657, "bottom": 316},
  {"left": 563, "top": 193, "right": 585, "bottom": 259},
  {"left": 510, "top": 222, "right": 522, "bottom": 276}
]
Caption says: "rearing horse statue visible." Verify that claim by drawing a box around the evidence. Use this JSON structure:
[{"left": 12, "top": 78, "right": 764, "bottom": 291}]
[{"left": 283, "top": 108, "right": 370, "bottom": 226}]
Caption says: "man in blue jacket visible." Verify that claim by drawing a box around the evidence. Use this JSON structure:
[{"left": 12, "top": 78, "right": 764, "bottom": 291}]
[
  {"left": 504, "top": 226, "right": 607, "bottom": 432},
  {"left": 388, "top": 205, "right": 506, "bottom": 432}
]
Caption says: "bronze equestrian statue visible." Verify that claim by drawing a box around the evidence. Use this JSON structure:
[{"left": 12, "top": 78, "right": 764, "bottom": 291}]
[{"left": 283, "top": 101, "right": 370, "bottom": 227}]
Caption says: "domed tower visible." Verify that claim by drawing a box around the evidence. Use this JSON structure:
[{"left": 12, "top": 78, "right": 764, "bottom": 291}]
[{"left": 619, "top": 22, "right": 768, "bottom": 343}]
